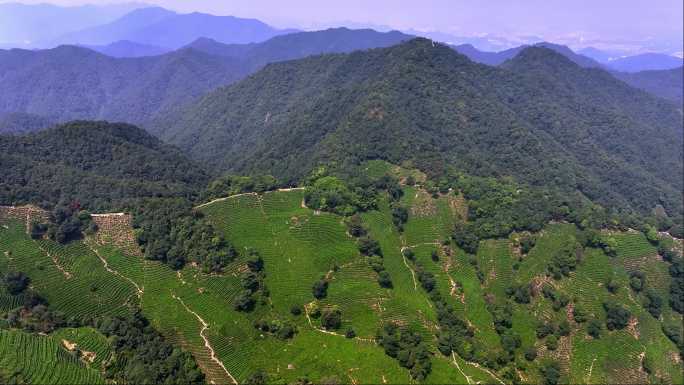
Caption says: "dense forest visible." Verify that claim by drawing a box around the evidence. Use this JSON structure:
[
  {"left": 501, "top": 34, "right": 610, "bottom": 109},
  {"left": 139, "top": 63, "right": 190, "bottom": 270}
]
[
  {"left": 161, "top": 39, "right": 683, "bottom": 230},
  {"left": 0, "top": 121, "right": 210, "bottom": 212}
]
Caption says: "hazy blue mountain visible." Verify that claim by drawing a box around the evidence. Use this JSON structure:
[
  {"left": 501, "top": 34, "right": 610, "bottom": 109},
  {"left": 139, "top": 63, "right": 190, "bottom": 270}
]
[
  {"left": 453, "top": 42, "right": 603, "bottom": 68},
  {"left": 55, "top": 7, "right": 176, "bottom": 46},
  {"left": 83, "top": 40, "right": 171, "bottom": 58},
  {"left": 0, "top": 28, "right": 413, "bottom": 131},
  {"left": 57, "top": 7, "right": 294, "bottom": 49},
  {"left": 607, "top": 53, "right": 684, "bottom": 72},
  {"left": 185, "top": 27, "right": 412, "bottom": 68},
  {"left": 0, "top": 112, "right": 55, "bottom": 135},
  {"left": 451, "top": 44, "right": 523, "bottom": 65},
  {"left": 0, "top": 45, "right": 247, "bottom": 126},
  {"left": 614, "top": 67, "right": 683, "bottom": 104},
  {"left": 0, "top": 2, "right": 145, "bottom": 48},
  {"left": 578, "top": 47, "right": 621, "bottom": 63}
]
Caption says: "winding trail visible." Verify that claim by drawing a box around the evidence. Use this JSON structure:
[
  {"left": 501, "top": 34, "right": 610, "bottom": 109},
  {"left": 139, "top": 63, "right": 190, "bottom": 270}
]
[
  {"left": 195, "top": 188, "right": 306, "bottom": 209},
  {"left": 36, "top": 243, "right": 72, "bottom": 279},
  {"left": 88, "top": 244, "right": 143, "bottom": 299},
  {"left": 172, "top": 294, "right": 238, "bottom": 385},
  {"left": 451, "top": 352, "right": 474, "bottom": 385},
  {"left": 399, "top": 246, "right": 418, "bottom": 290}
]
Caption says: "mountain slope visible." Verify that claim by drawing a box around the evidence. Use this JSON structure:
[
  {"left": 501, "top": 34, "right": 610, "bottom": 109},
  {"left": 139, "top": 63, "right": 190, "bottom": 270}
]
[
  {"left": 608, "top": 53, "right": 684, "bottom": 72},
  {"left": 614, "top": 67, "right": 683, "bottom": 104},
  {"left": 0, "top": 45, "right": 247, "bottom": 125},
  {"left": 0, "top": 28, "right": 412, "bottom": 130},
  {"left": 0, "top": 121, "right": 210, "bottom": 211},
  {"left": 164, "top": 39, "right": 683, "bottom": 217}
]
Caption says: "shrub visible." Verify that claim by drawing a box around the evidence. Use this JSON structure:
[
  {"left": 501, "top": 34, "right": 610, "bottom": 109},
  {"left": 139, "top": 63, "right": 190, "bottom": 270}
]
[
  {"left": 524, "top": 347, "right": 537, "bottom": 361},
  {"left": 321, "top": 307, "right": 342, "bottom": 330},
  {"left": 603, "top": 302, "right": 631, "bottom": 330},
  {"left": 4, "top": 272, "right": 30, "bottom": 295},
  {"left": 345, "top": 328, "right": 356, "bottom": 339},
  {"left": 587, "top": 319, "right": 602, "bottom": 339},
  {"left": 312, "top": 279, "right": 329, "bottom": 299}
]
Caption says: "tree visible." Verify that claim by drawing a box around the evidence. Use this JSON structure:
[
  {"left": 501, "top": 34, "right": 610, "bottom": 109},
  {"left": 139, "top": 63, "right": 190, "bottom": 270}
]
[
  {"left": 4, "top": 272, "right": 30, "bottom": 295},
  {"left": 358, "top": 237, "right": 382, "bottom": 256},
  {"left": 587, "top": 319, "right": 602, "bottom": 339},
  {"left": 643, "top": 290, "right": 662, "bottom": 318},
  {"left": 321, "top": 307, "right": 342, "bottom": 330},
  {"left": 557, "top": 320, "right": 570, "bottom": 337},
  {"left": 345, "top": 328, "right": 356, "bottom": 338},
  {"left": 545, "top": 335, "right": 558, "bottom": 351},
  {"left": 346, "top": 214, "right": 366, "bottom": 237},
  {"left": 540, "top": 361, "right": 561, "bottom": 385},
  {"left": 290, "top": 305, "right": 303, "bottom": 316},
  {"left": 377, "top": 271, "right": 393, "bottom": 288},
  {"left": 391, "top": 206, "right": 409, "bottom": 232},
  {"left": 233, "top": 290, "right": 256, "bottom": 312},
  {"left": 244, "top": 370, "right": 269, "bottom": 385},
  {"left": 604, "top": 302, "right": 631, "bottom": 330},
  {"left": 312, "top": 279, "right": 329, "bottom": 299},
  {"left": 629, "top": 271, "right": 645, "bottom": 292},
  {"left": 431, "top": 250, "right": 439, "bottom": 262},
  {"left": 524, "top": 346, "right": 537, "bottom": 361},
  {"left": 573, "top": 304, "right": 588, "bottom": 323}
]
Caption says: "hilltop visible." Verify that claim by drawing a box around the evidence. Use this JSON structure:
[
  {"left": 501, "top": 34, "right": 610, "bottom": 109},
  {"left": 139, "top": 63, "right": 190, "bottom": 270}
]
[
  {"left": 162, "top": 39, "right": 683, "bottom": 220},
  {"left": 0, "top": 121, "right": 210, "bottom": 211}
]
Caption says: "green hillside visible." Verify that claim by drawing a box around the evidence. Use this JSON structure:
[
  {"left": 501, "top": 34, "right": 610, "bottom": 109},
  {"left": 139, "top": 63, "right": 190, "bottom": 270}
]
[
  {"left": 0, "top": 121, "right": 210, "bottom": 211},
  {"left": 1, "top": 161, "right": 681, "bottom": 384},
  {"left": 162, "top": 38, "right": 683, "bottom": 222}
]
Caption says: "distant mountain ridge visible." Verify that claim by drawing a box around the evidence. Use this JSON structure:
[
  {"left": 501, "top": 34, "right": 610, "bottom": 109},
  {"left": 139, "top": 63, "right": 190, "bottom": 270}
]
[
  {"left": 607, "top": 53, "right": 684, "bottom": 72},
  {"left": 55, "top": 6, "right": 295, "bottom": 49},
  {"left": 0, "top": 28, "right": 412, "bottom": 130},
  {"left": 0, "top": 2, "right": 145, "bottom": 48}
]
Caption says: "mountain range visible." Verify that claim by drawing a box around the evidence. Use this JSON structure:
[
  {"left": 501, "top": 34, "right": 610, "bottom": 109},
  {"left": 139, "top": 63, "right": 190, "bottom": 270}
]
[
  {"left": 0, "top": 28, "right": 411, "bottom": 128},
  {"left": 55, "top": 6, "right": 296, "bottom": 49}
]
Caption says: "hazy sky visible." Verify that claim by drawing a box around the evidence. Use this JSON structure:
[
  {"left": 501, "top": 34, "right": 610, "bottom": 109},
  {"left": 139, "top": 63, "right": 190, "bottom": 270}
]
[{"left": 3, "top": 0, "right": 683, "bottom": 50}]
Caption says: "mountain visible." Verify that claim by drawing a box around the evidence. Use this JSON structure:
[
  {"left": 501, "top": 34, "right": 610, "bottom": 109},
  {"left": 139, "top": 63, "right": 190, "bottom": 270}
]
[
  {"left": 55, "top": 7, "right": 176, "bottom": 46},
  {"left": 0, "top": 28, "right": 412, "bottom": 130},
  {"left": 578, "top": 46, "right": 621, "bottom": 63},
  {"left": 607, "top": 53, "right": 684, "bottom": 72},
  {"left": 185, "top": 27, "right": 413, "bottom": 69},
  {"left": 57, "top": 7, "right": 294, "bottom": 49},
  {"left": 0, "top": 2, "right": 145, "bottom": 48},
  {"left": 162, "top": 39, "right": 683, "bottom": 218},
  {"left": 614, "top": 67, "right": 684, "bottom": 104},
  {"left": 451, "top": 44, "right": 523, "bottom": 65},
  {"left": 83, "top": 40, "right": 172, "bottom": 58},
  {"left": 0, "top": 45, "right": 247, "bottom": 126},
  {"left": 0, "top": 121, "right": 210, "bottom": 211},
  {"left": 453, "top": 42, "right": 603, "bottom": 68},
  {"left": 0, "top": 112, "right": 55, "bottom": 135}
]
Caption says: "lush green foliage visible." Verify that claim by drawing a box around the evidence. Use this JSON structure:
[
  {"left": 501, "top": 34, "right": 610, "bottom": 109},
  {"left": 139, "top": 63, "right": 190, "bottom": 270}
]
[
  {"left": 133, "top": 198, "right": 236, "bottom": 272},
  {"left": 0, "top": 121, "right": 210, "bottom": 212}
]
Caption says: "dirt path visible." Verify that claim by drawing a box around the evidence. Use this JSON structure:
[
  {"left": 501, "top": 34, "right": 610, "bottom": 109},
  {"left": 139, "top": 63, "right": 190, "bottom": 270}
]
[
  {"left": 87, "top": 243, "right": 144, "bottom": 299},
  {"left": 172, "top": 294, "right": 238, "bottom": 385},
  {"left": 586, "top": 357, "right": 597, "bottom": 383},
  {"left": 399, "top": 246, "right": 418, "bottom": 290},
  {"left": 451, "top": 352, "right": 474, "bottom": 385},
  {"left": 36, "top": 243, "right": 72, "bottom": 279},
  {"left": 195, "top": 188, "right": 306, "bottom": 210},
  {"left": 303, "top": 303, "right": 375, "bottom": 343}
]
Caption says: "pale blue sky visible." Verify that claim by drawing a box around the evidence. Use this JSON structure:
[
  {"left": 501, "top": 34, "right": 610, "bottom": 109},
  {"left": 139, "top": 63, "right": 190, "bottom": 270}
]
[{"left": 3, "top": 0, "right": 683, "bottom": 52}]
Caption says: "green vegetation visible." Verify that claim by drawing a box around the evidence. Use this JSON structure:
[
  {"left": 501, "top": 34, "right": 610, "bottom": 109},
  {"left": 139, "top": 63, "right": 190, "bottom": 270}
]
[{"left": 0, "top": 121, "right": 210, "bottom": 212}]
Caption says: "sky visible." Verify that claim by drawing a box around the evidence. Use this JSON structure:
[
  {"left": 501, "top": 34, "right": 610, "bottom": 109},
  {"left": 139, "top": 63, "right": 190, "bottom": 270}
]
[{"left": 2, "top": 0, "right": 683, "bottom": 53}]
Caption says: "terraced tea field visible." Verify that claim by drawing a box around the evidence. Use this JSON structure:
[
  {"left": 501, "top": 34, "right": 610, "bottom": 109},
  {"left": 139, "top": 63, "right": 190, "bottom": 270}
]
[{"left": 0, "top": 185, "right": 682, "bottom": 384}]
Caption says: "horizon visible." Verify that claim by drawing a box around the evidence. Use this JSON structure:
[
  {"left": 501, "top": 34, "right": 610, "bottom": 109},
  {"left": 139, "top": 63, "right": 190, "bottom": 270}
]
[{"left": 1, "top": 0, "right": 682, "bottom": 55}]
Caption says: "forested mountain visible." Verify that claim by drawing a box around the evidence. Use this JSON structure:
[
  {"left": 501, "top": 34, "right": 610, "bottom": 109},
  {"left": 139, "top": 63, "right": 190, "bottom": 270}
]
[
  {"left": 607, "top": 53, "right": 684, "bottom": 72},
  {"left": 0, "top": 45, "right": 247, "bottom": 127},
  {"left": 162, "top": 39, "right": 683, "bottom": 219},
  {"left": 0, "top": 121, "right": 210, "bottom": 211},
  {"left": 0, "top": 28, "right": 413, "bottom": 131},
  {"left": 56, "top": 6, "right": 293, "bottom": 49},
  {"left": 615, "top": 67, "right": 684, "bottom": 104}
]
